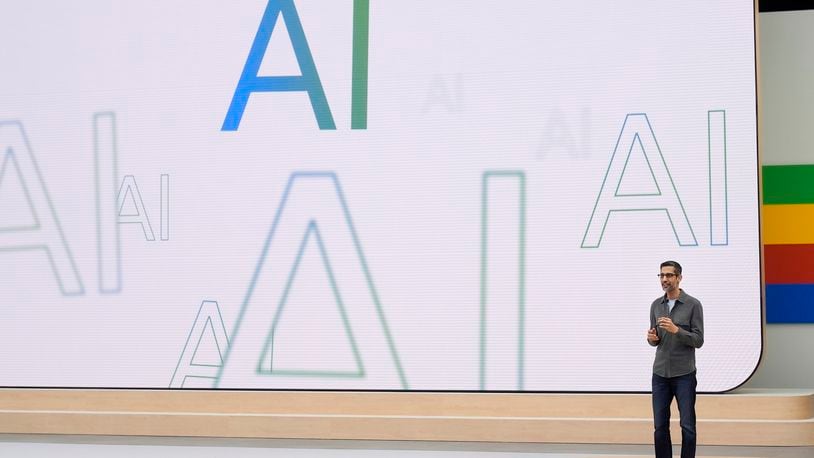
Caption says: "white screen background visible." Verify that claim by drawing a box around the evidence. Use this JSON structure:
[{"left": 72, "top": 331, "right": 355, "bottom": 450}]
[{"left": 0, "top": 0, "right": 760, "bottom": 391}]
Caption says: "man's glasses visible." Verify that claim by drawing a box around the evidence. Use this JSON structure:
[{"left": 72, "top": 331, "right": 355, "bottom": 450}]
[{"left": 657, "top": 273, "right": 678, "bottom": 279}]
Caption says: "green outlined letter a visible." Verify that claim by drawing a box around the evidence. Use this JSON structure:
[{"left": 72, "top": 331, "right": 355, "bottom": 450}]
[
  {"left": 169, "top": 300, "right": 230, "bottom": 388},
  {"left": 0, "top": 122, "right": 84, "bottom": 295},
  {"left": 581, "top": 114, "right": 697, "bottom": 248},
  {"left": 215, "top": 172, "right": 407, "bottom": 390}
]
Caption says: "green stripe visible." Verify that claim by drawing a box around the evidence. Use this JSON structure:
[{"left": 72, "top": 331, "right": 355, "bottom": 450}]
[
  {"left": 763, "top": 164, "right": 814, "bottom": 204},
  {"left": 351, "top": 0, "right": 369, "bottom": 130}
]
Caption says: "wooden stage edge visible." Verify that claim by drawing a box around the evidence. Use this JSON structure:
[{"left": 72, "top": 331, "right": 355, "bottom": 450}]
[{"left": 0, "top": 389, "right": 812, "bottom": 446}]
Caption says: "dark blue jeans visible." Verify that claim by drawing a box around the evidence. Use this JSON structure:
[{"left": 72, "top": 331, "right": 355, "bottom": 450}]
[{"left": 652, "top": 371, "right": 697, "bottom": 458}]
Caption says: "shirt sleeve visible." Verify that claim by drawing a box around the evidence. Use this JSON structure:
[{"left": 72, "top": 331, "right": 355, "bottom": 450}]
[
  {"left": 676, "top": 301, "right": 704, "bottom": 348},
  {"left": 648, "top": 304, "right": 660, "bottom": 347}
]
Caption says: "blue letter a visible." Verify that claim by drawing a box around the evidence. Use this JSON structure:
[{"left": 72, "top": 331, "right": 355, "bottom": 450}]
[{"left": 222, "top": 0, "right": 336, "bottom": 131}]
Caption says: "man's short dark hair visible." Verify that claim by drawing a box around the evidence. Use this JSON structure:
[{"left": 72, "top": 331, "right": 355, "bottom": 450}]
[{"left": 660, "top": 260, "right": 682, "bottom": 275}]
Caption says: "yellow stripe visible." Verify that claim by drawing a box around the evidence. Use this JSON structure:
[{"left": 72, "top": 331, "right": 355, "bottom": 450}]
[{"left": 763, "top": 204, "right": 814, "bottom": 244}]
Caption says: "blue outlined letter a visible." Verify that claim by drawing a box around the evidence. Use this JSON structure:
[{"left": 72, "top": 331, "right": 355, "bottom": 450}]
[
  {"left": 222, "top": 0, "right": 335, "bottom": 131},
  {"left": 581, "top": 113, "right": 697, "bottom": 248}
]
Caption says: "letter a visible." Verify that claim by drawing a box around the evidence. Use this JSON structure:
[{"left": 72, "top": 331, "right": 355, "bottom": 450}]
[
  {"left": 582, "top": 114, "right": 697, "bottom": 248},
  {"left": 117, "top": 175, "right": 155, "bottom": 241},
  {"left": 215, "top": 173, "right": 407, "bottom": 390},
  {"left": 0, "top": 122, "right": 84, "bottom": 295},
  {"left": 222, "top": 0, "right": 335, "bottom": 130},
  {"left": 169, "top": 300, "right": 231, "bottom": 388}
]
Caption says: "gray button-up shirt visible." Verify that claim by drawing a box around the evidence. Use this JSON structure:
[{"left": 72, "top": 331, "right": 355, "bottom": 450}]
[{"left": 649, "top": 289, "right": 704, "bottom": 378}]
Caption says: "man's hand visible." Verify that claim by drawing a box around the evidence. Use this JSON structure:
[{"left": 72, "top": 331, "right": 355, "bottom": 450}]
[
  {"left": 657, "top": 316, "right": 680, "bottom": 334},
  {"left": 647, "top": 327, "right": 660, "bottom": 344}
]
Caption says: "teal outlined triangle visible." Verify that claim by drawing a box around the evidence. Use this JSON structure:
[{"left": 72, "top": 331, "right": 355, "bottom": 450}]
[
  {"left": 0, "top": 149, "right": 41, "bottom": 232},
  {"left": 190, "top": 316, "right": 225, "bottom": 367},
  {"left": 256, "top": 220, "right": 365, "bottom": 378},
  {"left": 118, "top": 186, "right": 140, "bottom": 216},
  {"left": 615, "top": 133, "right": 661, "bottom": 197}
]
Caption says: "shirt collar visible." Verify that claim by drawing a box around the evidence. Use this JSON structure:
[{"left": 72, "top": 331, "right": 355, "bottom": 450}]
[{"left": 660, "top": 289, "right": 685, "bottom": 304}]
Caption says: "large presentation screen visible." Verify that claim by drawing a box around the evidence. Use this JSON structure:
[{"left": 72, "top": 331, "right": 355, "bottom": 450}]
[{"left": 0, "top": 0, "right": 760, "bottom": 392}]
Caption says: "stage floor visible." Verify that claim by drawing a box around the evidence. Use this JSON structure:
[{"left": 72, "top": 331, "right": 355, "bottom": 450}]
[{"left": 1, "top": 389, "right": 813, "bottom": 447}]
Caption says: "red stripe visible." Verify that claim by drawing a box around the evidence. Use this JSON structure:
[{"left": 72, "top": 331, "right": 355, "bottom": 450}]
[{"left": 765, "top": 244, "right": 814, "bottom": 284}]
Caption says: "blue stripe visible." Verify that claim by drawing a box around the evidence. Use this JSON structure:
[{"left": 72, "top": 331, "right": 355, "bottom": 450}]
[{"left": 766, "top": 284, "right": 814, "bottom": 323}]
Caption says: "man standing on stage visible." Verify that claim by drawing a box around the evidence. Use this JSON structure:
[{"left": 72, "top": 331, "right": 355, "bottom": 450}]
[{"left": 647, "top": 260, "right": 704, "bottom": 458}]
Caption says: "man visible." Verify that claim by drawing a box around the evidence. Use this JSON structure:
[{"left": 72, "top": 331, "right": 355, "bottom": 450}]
[{"left": 646, "top": 260, "right": 704, "bottom": 458}]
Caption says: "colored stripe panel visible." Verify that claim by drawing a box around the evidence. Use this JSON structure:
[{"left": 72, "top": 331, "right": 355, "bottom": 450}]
[
  {"left": 766, "top": 284, "right": 814, "bottom": 323},
  {"left": 762, "top": 204, "right": 814, "bottom": 245},
  {"left": 764, "top": 244, "right": 814, "bottom": 284},
  {"left": 763, "top": 164, "right": 814, "bottom": 205}
]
